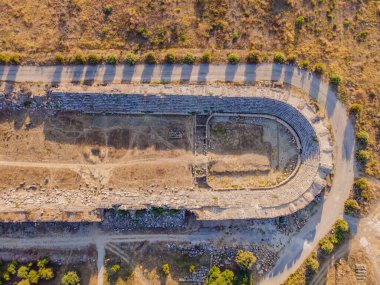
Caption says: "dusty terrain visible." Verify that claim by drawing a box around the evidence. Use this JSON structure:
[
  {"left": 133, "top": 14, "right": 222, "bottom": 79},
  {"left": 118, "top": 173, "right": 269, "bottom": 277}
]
[{"left": 207, "top": 115, "right": 299, "bottom": 189}]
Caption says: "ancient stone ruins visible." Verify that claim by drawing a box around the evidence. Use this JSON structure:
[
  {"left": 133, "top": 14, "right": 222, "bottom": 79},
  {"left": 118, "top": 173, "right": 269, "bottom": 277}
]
[{"left": 0, "top": 82, "right": 333, "bottom": 222}]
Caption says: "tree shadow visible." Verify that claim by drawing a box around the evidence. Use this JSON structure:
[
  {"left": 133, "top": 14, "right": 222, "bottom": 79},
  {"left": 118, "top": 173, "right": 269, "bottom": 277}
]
[
  {"left": 122, "top": 65, "right": 135, "bottom": 84},
  {"left": 197, "top": 64, "right": 209, "bottom": 84},
  {"left": 161, "top": 64, "right": 174, "bottom": 83},
  {"left": 103, "top": 65, "right": 116, "bottom": 84},
  {"left": 225, "top": 64, "right": 238, "bottom": 82},
  {"left": 52, "top": 65, "right": 63, "bottom": 84},
  {"left": 180, "top": 64, "right": 193, "bottom": 83},
  {"left": 244, "top": 64, "right": 257, "bottom": 84},
  {"left": 71, "top": 65, "right": 85, "bottom": 85},
  {"left": 271, "top": 63, "right": 283, "bottom": 81},
  {"left": 84, "top": 65, "right": 99, "bottom": 86},
  {"left": 141, "top": 64, "right": 154, "bottom": 83}
]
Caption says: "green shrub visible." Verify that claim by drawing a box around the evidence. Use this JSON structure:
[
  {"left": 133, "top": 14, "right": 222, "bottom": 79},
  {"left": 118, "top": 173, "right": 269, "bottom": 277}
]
[
  {"left": 104, "top": 5, "right": 113, "bottom": 16},
  {"left": 17, "top": 266, "right": 29, "bottom": 279},
  {"left": 125, "top": 53, "right": 138, "bottom": 65},
  {"left": 71, "top": 51, "right": 86, "bottom": 64},
  {"left": 361, "top": 189, "right": 370, "bottom": 201},
  {"left": 343, "top": 19, "right": 350, "bottom": 28},
  {"left": 295, "top": 16, "right": 305, "bottom": 29},
  {"left": 183, "top": 52, "right": 196, "bottom": 64},
  {"left": 162, "top": 263, "right": 170, "bottom": 275},
  {"left": 368, "top": 90, "right": 376, "bottom": 99},
  {"left": 305, "top": 257, "right": 319, "bottom": 273},
  {"left": 329, "top": 73, "right": 341, "bottom": 87},
  {"left": 319, "top": 237, "right": 334, "bottom": 254},
  {"left": 54, "top": 53, "right": 64, "bottom": 64},
  {"left": 356, "top": 150, "right": 370, "bottom": 163},
  {"left": 227, "top": 53, "right": 240, "bottom": 64},
  {"left": 106, "top": 54, "right": 118, "bottom": 65},
  {"left": 354, "top": 178, "right": 369, "bottom": 191},
  {"left": 9, "top": 53, "right": 21, "bottom": 65},
  {"left": 38, "top": 267, "right": 54, "bottom": 280},
  {"left": 206, "top": 265, "right": 234, "bottom": 285},
  {"left": 200, "top": 51, "right": 212, "bottom": 63},
  {"left": 273, "top": 52, "right": 286, "bottom": 64},
  {"left": 3, "top": 271, "right": 10, "bottom": 281},
  {"left": 334, "top": 219, "right": 350, "bottom": 239},
  {"left": 165, "top": 52, "right": 176, "bottom": 64},
  {"left": 314, "top": 63, "right": 325, "bottom": 74},
  {"left": 344, "top": 199, "right": 360, "bottom": 215},
  {"left": 357, "top": 30, "right": 368, "bottom": 42},
  {"left": 87, "top": 53, "right": 102, "bottom": 65},
  {"left": 301, "top": 60, "right": 310, "bottom": 69},
  {"left": 286, "top": 54, "right": 297, "bottom": 64},
  {"left": 349, "top": 103, "right": 363, "bottom": 115},
  {"left": 189, "top": 264, "right": 196, "bottom": 273},
  {"left": 232, "top": 32, "right": 239, "bottom": 41},
  {"left": 18, "top": 279, "right": 31, "bottom": 285},
  {"left": 246, "top": 51, "right": 260, "bottom": 64},
  {"left": 111, "top": 264, "right": 120, "bottom": 273},
  {"left": 61, "top": 271, "right": 80, "bottom": 285},
  {"left": 356, "top": 131, "right": 369, "bottom": 147},
  {"left": 145, "top": 52, "right": 157, "bottom": 64},
  {"left": 28, "top": 270, "right": 39, "bottom": 284},
  {"left": 235, "top": 250, "right": 256, "bottom": 270},
  {"left": 0, "top": 53, "right": 10, "bottom": 64},
  {"left": 7, "top": 261, "right": 17, "bottom": 275}
]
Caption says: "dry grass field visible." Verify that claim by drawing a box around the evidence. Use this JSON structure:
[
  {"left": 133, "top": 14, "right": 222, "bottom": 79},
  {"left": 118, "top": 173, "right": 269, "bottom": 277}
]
[{"left": 0, "top": 0, "right": 378, "bottom": 177}]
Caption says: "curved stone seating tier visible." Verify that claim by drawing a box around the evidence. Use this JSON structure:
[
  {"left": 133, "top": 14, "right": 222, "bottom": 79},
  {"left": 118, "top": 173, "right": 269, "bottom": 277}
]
[{"left": 0, "top": 91, "right": 329, "bottom": 219}]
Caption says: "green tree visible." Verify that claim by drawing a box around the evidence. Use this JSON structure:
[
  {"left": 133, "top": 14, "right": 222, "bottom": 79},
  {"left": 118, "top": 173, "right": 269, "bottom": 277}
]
[
  {"left": 314, "top": 63, "right": 325, "bottom": 74},
  {"left": 183, "top": 52, "right": 196, "bottom": 64},
  {"left": 125, "top": 53, "right": 138, "bottom": 65},
  {"left": 301, "top": 60, "right": 310, "bottom": 69},
  {"left": 106, "top": 54, "right": 118, "bottom": 65},
  {"left": 0, "top": 53, "right": 10, "bottom": 64},
  {"left": 110, "top": 264, "right": 120, "bottom": 273},
  {"left": 61, "top": 271, "right": 80, "bottom": 285},
  {"left": 246, "top": 51, "right": 260, "bottom": 64},
  {"left": 356, "top": 150, "right": 370, "bottom": 163},
  {"left": 329, "top": 73, "right": 341, "bottom": 87},
  {"left": 71, "top": 51, "right": 86, "bottom": 64},
  {"left": 189, "top": 264, "right": 196, "bottom": 273},
  {"left": 235, "top": 250, "right": 257, "bottom": 270},
  {"left": 37, "top": 257, "right": 49, "bottom": 269},
  {"left": 295, "top": 16, "right": 305, "bottom": 29},
  {"left": 87, "top": 54, "right": 102, "bottom": 65},
  {"left": 145, "top": 52, "right": 157, "bottom": 64},
  {"left": 162, "top": 263, "right": 170, "bottom": 276},
  {"left": 286, "top": 54, "right": 297, "bottom": 64},
  {"left": 227, "top": 53, "right": 240, "bottom": 64},
  {"left": 305, "top": 256, "right": 319, "bottom": 273},
  {"left": 354, "top": 178, "right": 369, "bottom": 191},
  {"left": 28, "top": 270, "right": 39, "bottom": 284},
  {"left": 200, "top": 51, "right": 212, "bottom": 63},
  {"left": 9, "top": 54, "right": 21, "bottom": 65},
  {"left": 17, "top": 280, "right": 30, "bottom": 285},
  {"left": 206, "top": 265, "right": 234, "bottom": 285},
  {"left": 319, "top": 237, "right": 334, "bottom": 254},
  {"left": 54, "top": 53, "right": 65, "bottom": 64},
  {"left": 356, "top": 131, "right": 369, "bottom": 147},
  {"left": 7, "top": 261, "right": 17, "bottom": 275},
  {"left": 165, "top": 52, "right": 176, "bottom": 64},
  {"left": 17, "top": 266, "right": 30, "bottom": 279},
  {"left": 344, "top": 199, "right": 360, "bottom": 215},
  {"left": 273, "top": 52, "right": 286, "bottom": 64},
  {"left": 38, "top": 267, "right": 54, "bottom": 280},
  {"left": 349, "top": 104, "right": 363, "bottom": 115}
]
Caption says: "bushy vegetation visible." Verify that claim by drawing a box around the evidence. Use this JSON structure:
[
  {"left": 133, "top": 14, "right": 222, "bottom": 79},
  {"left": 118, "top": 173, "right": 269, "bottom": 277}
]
[
  {"left": 183, "top": 52, "right": 196, "bottom": 64},
  {"left": 200, "top": 51, "right": 212, "bottom": 63},
  {"left": 125, "top": 53, "right": 138, "bottom": 65},
  {"left": 319, "top": 237, "right": 334, "bottom": 254},
  {"left": 273, "top": 52, "right": 286, "bottom": 64},
  {"left": 314, "top": 63, "right": 325, "bottom": 74},
  {"left": 145, "top": 52, "right": 157, "bottom": 64},
  {"left": 0, "top": 53, "right": 9, "bottom": 64},
  {"left": 349, "top": 103, "right": 363, "bottom": 115},
  {"left": 206, "top": 265, "right": 234, "bottom": 285},
  {"left": 301, "top": 60, "right": 310, "bottom": 69},
  {"left": 106, "top": 54, "right": 118, "bottom": 65},
  {"left": 344, "top": 198, "right": 360, "bottom": 215},
  {"left": 246, "top": 51, "right": 260, "bottom": 64},
  {"left": 295, "top": 16, "right": 305, "bottom": 29},
  {"left": 54, "top": 53, "right": 65, "bottom": 64},
  {"left": 87, "top": 53, "right": 102, "bottom": 65},
  {"left": 162, "top": 263, "right": 170, "bottom": 275},
  {"left": 71, "top": 51, "right": 86, "bottom": 65},
  {"left": 356, "top": 150, "right": 370, "bottom": 163},
  {"left": 9, "top": 53, "right": 21, "bottom": 65},
  {"left": 356, "top": 131, "right": 369, "bottom": 147},
  {"left": 61, "top": 271, "right": 80, "bottom": 285},
  {"left": 305, "top": 256, "right": 319, "bottom": 273},
  {"left": 165, "top": 52, "right": 176, "bottom": 64},
  {"left": 286, "top": 54, "right": 297, "bottom": 64},
  {"left": 227, "top": 53, "right": 240, "bottom": 64},
  {"left": 235, "top": 250, "right": 256, "bottom": 270},
  {"left": 329, "top": 73, "right": 341, "bottom": 87}
]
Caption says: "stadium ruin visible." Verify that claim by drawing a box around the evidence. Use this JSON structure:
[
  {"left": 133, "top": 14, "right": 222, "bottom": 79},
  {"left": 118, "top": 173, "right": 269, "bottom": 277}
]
[{"left": 0, "top": 87, "right": 333, "bottom": 221}]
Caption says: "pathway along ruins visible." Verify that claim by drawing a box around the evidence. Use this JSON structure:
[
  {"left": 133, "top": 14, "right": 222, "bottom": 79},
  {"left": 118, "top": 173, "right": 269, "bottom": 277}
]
[{"left": 0, "top": 63, "right": 355, "bottom": 284}]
